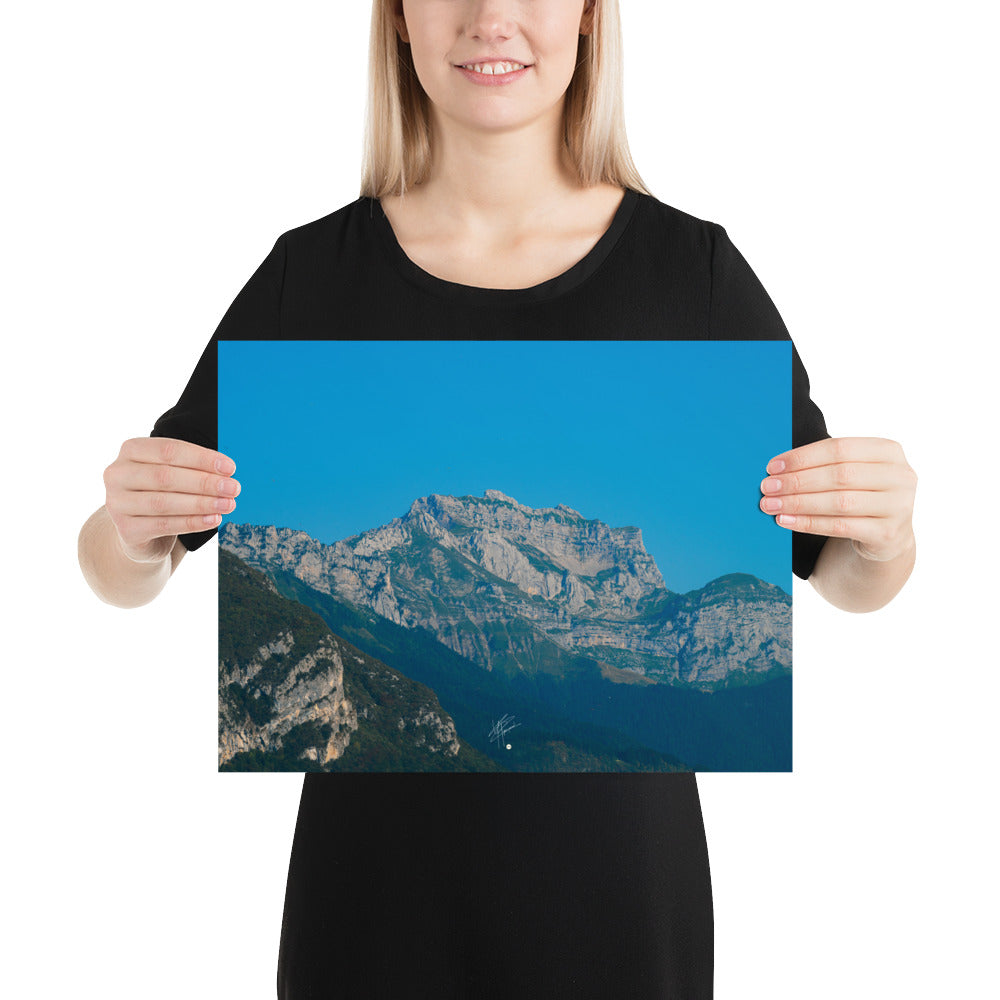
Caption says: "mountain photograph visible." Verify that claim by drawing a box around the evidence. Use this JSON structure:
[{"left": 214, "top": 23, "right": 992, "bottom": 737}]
[{"left": 217, "top": 340, "right": 794, "bottom": 772}]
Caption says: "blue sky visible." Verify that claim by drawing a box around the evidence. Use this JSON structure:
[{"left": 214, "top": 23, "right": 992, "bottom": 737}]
[{"left": 219, "top": 340, "right": 791, "bottom": 594}]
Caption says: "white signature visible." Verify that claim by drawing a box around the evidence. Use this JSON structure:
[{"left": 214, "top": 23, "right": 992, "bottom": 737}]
[{"left": 487, "top": 713, "right": 521, "bottom": 749}]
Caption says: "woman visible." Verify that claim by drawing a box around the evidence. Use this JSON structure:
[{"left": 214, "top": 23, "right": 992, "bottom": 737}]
[{"left": 79, "top": 1, "right": 917, "bottom": 996}]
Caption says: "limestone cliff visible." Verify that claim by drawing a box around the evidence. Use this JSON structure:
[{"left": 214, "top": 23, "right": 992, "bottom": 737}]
[{"left": 218, "top": 628, "right": 358, "bottom": 766}]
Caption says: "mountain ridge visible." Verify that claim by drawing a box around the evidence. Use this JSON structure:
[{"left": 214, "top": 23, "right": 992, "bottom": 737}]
[{"left": 220, "top": 489, "right": 790, "bottom": 690}]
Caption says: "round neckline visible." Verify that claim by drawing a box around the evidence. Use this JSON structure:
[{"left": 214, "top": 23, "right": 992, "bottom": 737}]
[{"left": 368, "top": 187, "right": 639, "bottom": 306}]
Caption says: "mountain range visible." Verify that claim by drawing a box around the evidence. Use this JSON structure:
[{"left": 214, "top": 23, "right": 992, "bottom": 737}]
[{"left": 218, "top": 490, "right": 793, "bottom": 772}]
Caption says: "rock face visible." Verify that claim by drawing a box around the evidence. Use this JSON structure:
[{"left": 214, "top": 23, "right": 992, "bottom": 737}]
[
  {"left": 220, "top": 491, "right": 791, "bottom": 690},
  {"left": 218, "top": 548, "right": 473, "bottom": 770},
  {"left": 218, "top": 628, "right": 359, "bottom": 766}
]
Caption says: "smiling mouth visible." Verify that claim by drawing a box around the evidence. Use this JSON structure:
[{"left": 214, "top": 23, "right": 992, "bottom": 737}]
[{"left": 456, "top": 61, "right": 530, "bottom": 76}]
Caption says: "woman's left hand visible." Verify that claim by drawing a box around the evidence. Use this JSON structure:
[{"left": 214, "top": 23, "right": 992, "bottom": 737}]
[{"left": 760, "top": 437, "right": 917, "bottom": 562}]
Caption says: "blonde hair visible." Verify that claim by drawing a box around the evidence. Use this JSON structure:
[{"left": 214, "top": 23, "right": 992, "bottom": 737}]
[{"left": 359, "top": 0, "right": 652, "bottom": 199}]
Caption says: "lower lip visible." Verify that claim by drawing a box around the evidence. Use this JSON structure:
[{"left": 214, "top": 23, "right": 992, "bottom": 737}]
[{"left": 455, "top": 64, "right": 531, "bottom": 87}]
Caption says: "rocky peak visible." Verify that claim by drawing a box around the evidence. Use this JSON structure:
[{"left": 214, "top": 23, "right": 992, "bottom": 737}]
[
  {"left": 401, "top": 490, "right": 664, "bottom": 593},
  {"left": 483, "top": 488, "right": 520, "bottom": 506}
]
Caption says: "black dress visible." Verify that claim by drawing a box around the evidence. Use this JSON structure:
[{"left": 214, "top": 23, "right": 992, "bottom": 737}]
[{"left": 151, "top": 187, "right": 830, "bottom": 998}]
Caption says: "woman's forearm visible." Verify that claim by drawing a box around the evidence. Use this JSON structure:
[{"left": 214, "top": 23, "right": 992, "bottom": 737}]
[
  {"left": 78, "top": 506, "right": 186, "bottom": 609},
  {"left": 808, "top": 533, "right": 916, "bottom": 613}
]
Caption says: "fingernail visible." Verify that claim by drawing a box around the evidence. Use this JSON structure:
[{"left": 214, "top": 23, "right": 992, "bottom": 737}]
[
  {"left": 761, "top": 497, "right": 782, "bottom": 512},
  {"left": 762, "top": 477, "right": 782, "bottom": 493},
  {"left": 767, "top": 459, "right": 785, "bottom": 474},
  {"left": 777, "top": 514, "right": 796, "bottom": 526},
  {"left": 216, "top": 457, "right": 236, "bottom": 475}
]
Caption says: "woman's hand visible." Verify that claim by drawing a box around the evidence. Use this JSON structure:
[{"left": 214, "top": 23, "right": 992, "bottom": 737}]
[
  {"left": 759, "top": 437, "right": 917, "bottom": 562},
  {"left": 103, "top": 437, "right": 240, "bottom": 563}
]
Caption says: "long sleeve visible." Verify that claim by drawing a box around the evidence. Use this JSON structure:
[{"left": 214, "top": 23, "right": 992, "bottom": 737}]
[{"left": 149, "top": 232, "right": 287, "bottom": 551}]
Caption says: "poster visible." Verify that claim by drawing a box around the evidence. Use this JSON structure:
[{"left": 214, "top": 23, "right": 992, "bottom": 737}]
[{"left": 218, "top": 340, "right": 792, "bottom": 772}]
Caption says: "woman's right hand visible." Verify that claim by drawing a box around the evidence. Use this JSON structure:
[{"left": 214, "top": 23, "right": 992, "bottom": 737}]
[{"left": 103, "top": 437, "right": 240, "bottom": 563}]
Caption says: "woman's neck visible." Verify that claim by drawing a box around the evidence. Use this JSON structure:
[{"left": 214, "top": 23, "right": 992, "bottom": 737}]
[{"left": 407, "top": 113, "right": 587, "bottom": 236}]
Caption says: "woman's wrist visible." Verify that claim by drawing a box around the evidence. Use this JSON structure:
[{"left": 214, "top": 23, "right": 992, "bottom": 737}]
[
  {"left": 115, "top": 526, "right": 177, "bottom": 566},
  {"left": 810, "top": 533, "right": 916, "bottom": 613},
  {"left": 79, "top": 507, "right": 177, "bottom": 608}
]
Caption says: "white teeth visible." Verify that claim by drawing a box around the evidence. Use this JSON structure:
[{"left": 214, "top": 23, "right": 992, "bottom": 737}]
[{"left": 463, "top": 61, "right": 525, "bottom": 75}]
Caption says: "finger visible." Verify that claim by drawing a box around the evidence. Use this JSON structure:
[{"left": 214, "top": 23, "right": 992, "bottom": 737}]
[
  {"left": 120, "top": 437, "right": 237, "bottom": 476},
  {"left": 772, "top": 512, "right": 912, "bottom": 561},
  {"left": 760, "top": 490, "right": 894, "bottom": 518},
  {"left": 766, "top": 437, "right": 904, "bottom": 475},
  {"left": 114, "top": 490, "right": 238, "bottom": 518},
  {"left": 772, "top": 512, "right": 885, "bottom": 544},
  {"left": 760, "top": 462, "right": 912, "bottom": 497},
  {"left": 111, "top": 461, "right": 241, "bottom": 499},
  {"left": 116, "top": 511, "right": 226, "bottom": 547}
]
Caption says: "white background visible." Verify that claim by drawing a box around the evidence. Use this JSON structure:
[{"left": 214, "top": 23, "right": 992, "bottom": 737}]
[{"left": 4, "top": 2, "right": 996, "bottom": 997}]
